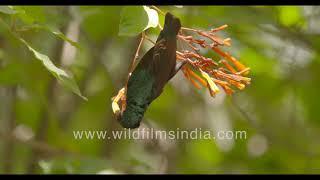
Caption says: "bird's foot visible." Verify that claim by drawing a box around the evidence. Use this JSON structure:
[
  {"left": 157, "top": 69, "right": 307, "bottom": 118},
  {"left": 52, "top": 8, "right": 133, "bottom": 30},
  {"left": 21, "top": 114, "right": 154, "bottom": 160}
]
[{"left": 111, "top": 87, "right": 126, "bottom": 120}]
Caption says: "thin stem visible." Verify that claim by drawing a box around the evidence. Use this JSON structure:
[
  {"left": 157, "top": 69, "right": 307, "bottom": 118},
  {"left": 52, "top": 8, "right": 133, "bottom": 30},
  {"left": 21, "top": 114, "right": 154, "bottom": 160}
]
[
  {"left": 0, "top": 130, "right": 99, "bottom": 160},
  {"left": 0, "top": 130, "right": 64, "bottom": 156},
  {"left": 177, "top": 35, "right": 200, "bottom": 52},
  {"left": 151, "top": 6, "right": 165, "bottom": 16},
  {"left": 158, "top": 23, "right": 163, "bottom": 30},
  {"left": 181, "top": 27, "right": 199, "bottom": 33},
  {"left": 124, "top": 32, "right": 145, "bottom": 93},
  {"left": 3, "top": 87, "right": 17, "bottom": 173},
  {"left": 128, "top": 32, "right": 145, "bottom": 77}
]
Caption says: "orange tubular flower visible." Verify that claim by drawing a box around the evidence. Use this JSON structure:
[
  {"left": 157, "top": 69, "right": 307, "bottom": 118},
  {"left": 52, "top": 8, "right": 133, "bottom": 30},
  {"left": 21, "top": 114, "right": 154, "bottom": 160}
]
[{"left": 178, "top": 24, "right": 251, "bottom": 97}]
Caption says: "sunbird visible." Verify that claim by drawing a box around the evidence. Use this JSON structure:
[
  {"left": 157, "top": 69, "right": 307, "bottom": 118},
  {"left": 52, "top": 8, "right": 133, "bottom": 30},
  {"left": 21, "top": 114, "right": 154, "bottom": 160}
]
[{"left": 119, "top": 12, "right": 186, "bottom": 129}]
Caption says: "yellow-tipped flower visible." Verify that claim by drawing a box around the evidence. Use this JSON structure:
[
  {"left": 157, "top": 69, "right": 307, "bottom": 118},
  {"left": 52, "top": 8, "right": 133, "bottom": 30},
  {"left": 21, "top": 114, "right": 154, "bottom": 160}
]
[{"left": 178, "top": 24, "right": 251, "bottom": 96}]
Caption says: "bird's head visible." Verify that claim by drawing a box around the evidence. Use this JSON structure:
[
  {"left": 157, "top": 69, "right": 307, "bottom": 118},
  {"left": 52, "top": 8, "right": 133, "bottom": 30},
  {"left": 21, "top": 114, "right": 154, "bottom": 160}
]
[{"left": 118, "top": 105, "right": 143, "bottom": 129}]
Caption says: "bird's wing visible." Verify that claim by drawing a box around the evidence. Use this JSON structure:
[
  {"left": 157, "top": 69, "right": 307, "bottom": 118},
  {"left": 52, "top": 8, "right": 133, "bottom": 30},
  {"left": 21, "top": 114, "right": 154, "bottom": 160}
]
[
  {"left": 151, "top": 38, "right": 167, "bottom": 78},
  {"left": 126, "top": 46, "right": 155, "bottom": 105},
  {"left": 151, "top": 36, "right": 182, "bottom": 101}
]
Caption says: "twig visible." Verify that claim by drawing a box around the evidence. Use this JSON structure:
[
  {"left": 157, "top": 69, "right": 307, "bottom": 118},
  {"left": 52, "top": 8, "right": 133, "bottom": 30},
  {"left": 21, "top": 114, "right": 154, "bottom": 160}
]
[
  {"left": 177, "top": 35, "right": 200, "bottom": 52},
  {"left": 0, "top": 130, "right": 104, "bottom": 162},
  {"left": 181, "top": 27, "right": 198, "bottom": 33},
  {"left": 0, "top": 131, "right": 64, "bottom": 156},
  {"left": 150, "top": 6, "right": 165, "bottom": 16},
  {"left": 126, "top": 32, "right": 145, "bottom": 82},
  {"left": 3, "top": 87, "right": 17, "bottom": 173}
]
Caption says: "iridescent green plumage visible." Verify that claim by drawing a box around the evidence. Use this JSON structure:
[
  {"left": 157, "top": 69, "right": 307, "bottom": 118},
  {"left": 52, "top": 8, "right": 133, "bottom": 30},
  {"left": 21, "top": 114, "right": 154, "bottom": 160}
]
[{"left": 119, "top": 12, "right": 185, "bottom": 129}]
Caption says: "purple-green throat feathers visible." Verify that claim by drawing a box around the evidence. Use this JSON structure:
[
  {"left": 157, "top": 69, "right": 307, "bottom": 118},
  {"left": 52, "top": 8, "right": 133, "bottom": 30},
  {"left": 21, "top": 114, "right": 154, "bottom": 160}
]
[{"left": 119, "top": 13, "right": 183, "bottom": 129}]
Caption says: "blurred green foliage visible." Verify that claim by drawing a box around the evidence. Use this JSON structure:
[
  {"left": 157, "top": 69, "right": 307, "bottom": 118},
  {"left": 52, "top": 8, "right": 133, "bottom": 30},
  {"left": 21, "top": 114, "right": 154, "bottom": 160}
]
[{"left": 0, "top": 6, "right": 320, "bottom": 174}]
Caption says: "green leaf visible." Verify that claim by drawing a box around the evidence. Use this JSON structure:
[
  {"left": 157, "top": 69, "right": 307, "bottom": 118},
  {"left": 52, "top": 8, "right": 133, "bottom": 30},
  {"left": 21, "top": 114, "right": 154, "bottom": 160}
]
[
  {"left": 0, "top": 6, "right": 17, "bottom": 14},
  {"left": 11, "top": 6, "right": 46, "bottom": 25},
  {"left": 80, "top": 7, "right": 121, "bottom": 41},
  {"left": 18, "top": 38, "right": 87, "bottom": 100},
  {"left": 143, "top": 6, "right": 159, "bottom": 30},
  {"left": 9, "top": 6, "right": 80, "bottom": 48},
  {"left": 18, "top": 24, "right": 80, "bottom": 49},
  {"left": 118, "top": 6, "right": 158, "bottom": 36},
  {"left": 43, "top": 25, "right": 81, "bottom": 49}
]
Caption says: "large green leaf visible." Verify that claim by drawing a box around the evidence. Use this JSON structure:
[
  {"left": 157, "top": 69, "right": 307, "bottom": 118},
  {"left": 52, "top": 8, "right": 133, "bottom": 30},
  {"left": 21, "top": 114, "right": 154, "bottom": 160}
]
[
  {"left": 118, "top": 6, "right": 158, "bottom": 36},
  {"left": 19, "top": 38, "right": 87, "bottom": 100}
]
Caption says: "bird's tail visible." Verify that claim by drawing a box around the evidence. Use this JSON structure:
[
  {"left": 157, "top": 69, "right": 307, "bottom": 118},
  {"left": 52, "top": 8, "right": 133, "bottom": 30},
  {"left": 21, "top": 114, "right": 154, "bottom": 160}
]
[{"left": 163, "top": 12, "right": 181, "bottom": 35}]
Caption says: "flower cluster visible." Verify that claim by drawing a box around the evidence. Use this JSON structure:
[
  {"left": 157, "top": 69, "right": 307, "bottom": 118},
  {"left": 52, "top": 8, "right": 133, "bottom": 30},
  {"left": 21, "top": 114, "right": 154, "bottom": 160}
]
[{"left": 177, "top": 25, "right": 251, "bottom": 96}]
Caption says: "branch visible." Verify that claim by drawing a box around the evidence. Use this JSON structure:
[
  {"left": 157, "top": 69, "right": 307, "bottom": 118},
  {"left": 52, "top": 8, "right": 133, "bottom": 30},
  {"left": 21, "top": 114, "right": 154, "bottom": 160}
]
[
  {"left": 150, "top": 5, "right": 165, "bottom": 16},
  {"left": 0, "top": 131, "right": 64, "bottom": 156},
  {"left": 2, "top": 87, "right": 17, "bottom": 173}
]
